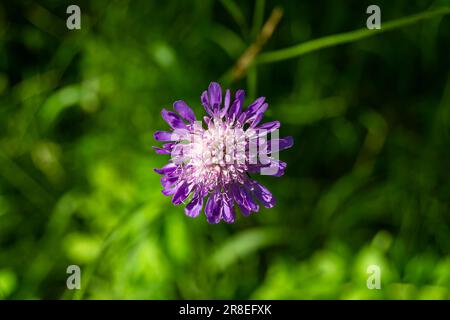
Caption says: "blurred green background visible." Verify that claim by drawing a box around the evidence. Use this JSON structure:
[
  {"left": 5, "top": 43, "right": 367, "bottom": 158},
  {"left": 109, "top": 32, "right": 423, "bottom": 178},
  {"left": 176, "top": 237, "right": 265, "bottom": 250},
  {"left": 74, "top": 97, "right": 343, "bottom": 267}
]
[{"left": 0, "top": 0, "right": 449, "bottom": 299}]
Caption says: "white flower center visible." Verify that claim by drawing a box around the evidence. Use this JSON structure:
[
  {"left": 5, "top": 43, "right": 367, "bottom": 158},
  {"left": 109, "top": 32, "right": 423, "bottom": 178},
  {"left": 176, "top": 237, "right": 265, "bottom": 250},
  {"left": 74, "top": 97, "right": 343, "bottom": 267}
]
[{"left": 175, "top": 118, "right": 257, "bottom": 191}]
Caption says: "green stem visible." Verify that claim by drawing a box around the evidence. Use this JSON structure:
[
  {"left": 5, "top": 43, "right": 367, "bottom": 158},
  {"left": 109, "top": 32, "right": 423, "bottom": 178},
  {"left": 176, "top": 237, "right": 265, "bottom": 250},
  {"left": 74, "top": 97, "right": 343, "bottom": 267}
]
[{"left": 258, "top": 7, "right": 450, "bottom": 64}]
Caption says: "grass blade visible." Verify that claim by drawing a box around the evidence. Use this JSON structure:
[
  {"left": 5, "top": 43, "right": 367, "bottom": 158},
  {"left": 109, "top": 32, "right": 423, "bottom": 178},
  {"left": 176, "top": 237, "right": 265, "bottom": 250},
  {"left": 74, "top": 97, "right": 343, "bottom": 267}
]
[{"left": 258, "top": 7, "right": 450, "bottom": 64}]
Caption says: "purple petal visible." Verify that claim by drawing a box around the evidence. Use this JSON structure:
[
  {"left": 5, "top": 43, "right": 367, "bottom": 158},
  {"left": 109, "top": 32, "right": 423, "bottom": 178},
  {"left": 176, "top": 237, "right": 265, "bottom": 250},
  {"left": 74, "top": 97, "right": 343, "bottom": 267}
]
[
  {"left": 271, "top": 160, "right": 287, "bottom": 177},
  {"left": 228, "top": 100, "right": 241, "bottom": 123},
  {"left": 163, "top": 142, "right": 175, "bottom": 151},
  {"left": 266, "top": 136, "right": 294, "bottom": 153},
  {"left": 172, "top": 182, "right": 192, "bottom": 205},
  {"left": 152, "top": 143, "right": 176, "bottom": 155},
  {"left": 201, "top": 90, "right": 213, "bottom": 115},
  {"left": 256, "top": 121, "right": 280, "bottom": 133},
  {"left": 248, "top": 160, "right": 287, "bottom": 177},
  {"left": 249, "top": 180, "right": 276, "bottom": 208},
  {"left": 249, "top": 111, "right": 264, "bottom": 129},
  {"left": 237, "top": 97, "right": 266, "bottom": 124},
  {"left": 208, "top": 82, "right": 222, "bottom": 113},
  {"left": 185, "top": 192, "right": 203, "bottom": 218},
  {"left": 173, "top": 100, "right": 196, "bottom": 123},
  {"left": 154, "top": 131, "right": 176, "bottom": 142},
  {"left": 237, "top": 112, "right": 247, "bottom": 124},
  {"left": 221, "top": 89, "right": 231, "bottom": 117},
  {"left": 244, "top": 187, "right": 259, "bottom": 212},
  {"left": 241, "top": 102, "right": 268, "bottom": 126},
  {"left": 162, "top": 186, "right": 177, "bottom": 196},
  {"left": 161, "top": 109, "right": 187, "bottom": 129},
  {"left": 236, "top": 89, "right": 245, "bottom": 106},
  {"left": 154, "top": 163, "right": 177, "bottom": 175},
  {"left": 203, "top": 116, "right": 212, "bottom": 127},
  {"left": 221, "top": 197, "right": 236, "bottom": 223},
  {"left": 232, "top": 185, "right": 250, "bottom": 216},
  {"left": 232, "top": 184, "right": 259, "bottom": 215},
  {"left": 205, "top": 192, "right": 220, "bottom": 224},
  {"left": 170, "top": 143, "right": 184, "bottom": 158},
  {"left": 205, "top": 195, "right": 215, "bottom": 216},
  {"left": 246, "top": 97, "right": 266, "bottom": 117},
  {"left": 152, "top": 146, "right": 171, "bottom": 155},
  {"left": 161, "top": 175, "right": 178, "bottom": 189},
  {"left": 228, "top": 90, "right": 245, "bottom": 122}
]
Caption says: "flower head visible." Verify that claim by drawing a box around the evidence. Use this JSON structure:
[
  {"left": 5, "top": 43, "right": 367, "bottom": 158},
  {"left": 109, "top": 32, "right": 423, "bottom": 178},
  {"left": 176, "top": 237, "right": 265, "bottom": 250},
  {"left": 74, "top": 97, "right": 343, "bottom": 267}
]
[{"left": 153, "top": 82, "right": 293, "bottom": 223}]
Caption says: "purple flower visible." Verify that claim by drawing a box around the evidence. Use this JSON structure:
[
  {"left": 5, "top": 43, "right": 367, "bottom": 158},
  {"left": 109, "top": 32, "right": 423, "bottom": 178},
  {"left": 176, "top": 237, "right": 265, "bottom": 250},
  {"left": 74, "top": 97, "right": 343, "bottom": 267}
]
[{"left": 153, "top": 82, "right": 293, "bottom": 224}]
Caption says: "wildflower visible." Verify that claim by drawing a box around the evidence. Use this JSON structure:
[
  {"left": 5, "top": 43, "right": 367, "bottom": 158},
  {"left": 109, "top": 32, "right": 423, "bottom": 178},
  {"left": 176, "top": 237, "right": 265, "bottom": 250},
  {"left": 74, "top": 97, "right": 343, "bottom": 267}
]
[{"left": 153, "top": 82, "right": 293, "bottom": 223}]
